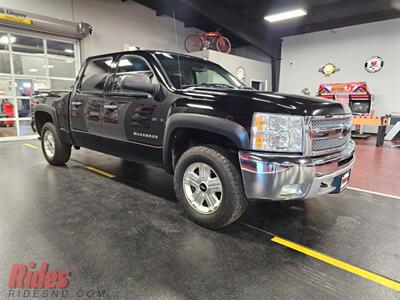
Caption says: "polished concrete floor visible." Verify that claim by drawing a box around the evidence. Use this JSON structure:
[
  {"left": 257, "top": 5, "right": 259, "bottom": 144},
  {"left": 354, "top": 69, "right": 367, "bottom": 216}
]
[{"left": 0, "top": 140, "right": 399, "bottom": 299}]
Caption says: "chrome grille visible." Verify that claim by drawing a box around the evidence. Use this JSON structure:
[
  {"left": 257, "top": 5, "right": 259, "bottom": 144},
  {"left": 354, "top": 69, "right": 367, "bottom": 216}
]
[{"left": 310, "top": 116, "right": 352, "bottom": 154}]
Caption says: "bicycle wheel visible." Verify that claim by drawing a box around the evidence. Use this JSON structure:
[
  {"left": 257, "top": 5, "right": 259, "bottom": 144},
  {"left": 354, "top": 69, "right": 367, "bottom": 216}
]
[
  {"left": 185, "top": 35, "right": 203, "bottom": 53},
  {"left": 216, "top": 37, "right": 231, "bottom": 53}
]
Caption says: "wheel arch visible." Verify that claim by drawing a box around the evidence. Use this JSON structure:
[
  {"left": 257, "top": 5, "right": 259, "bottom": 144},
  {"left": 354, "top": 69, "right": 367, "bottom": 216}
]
[
  {"left": 163, "top": 113, "right": 249, "bottom": 174},
  {"left": 34, "top": 105, "right": 57, "bottom": 135}
]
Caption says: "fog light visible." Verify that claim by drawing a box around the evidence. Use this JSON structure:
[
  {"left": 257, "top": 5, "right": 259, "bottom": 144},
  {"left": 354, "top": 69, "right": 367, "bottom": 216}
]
[{"left": 280, "top": 184, "right": 304, "bottom": 197}]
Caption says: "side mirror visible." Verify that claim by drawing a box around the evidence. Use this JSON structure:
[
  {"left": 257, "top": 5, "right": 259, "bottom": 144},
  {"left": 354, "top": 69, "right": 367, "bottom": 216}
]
[{"left": 121, "top": 74, "right": 159, "bottom": 95}]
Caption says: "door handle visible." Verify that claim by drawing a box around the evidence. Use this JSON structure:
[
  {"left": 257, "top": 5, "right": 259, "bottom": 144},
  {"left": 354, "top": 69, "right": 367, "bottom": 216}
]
[
  {"left": 71, "top": 101, "right": 82, "bottom": 107},
  {"left": 104, "top": 104, "right": 118, "bottom": 111}
]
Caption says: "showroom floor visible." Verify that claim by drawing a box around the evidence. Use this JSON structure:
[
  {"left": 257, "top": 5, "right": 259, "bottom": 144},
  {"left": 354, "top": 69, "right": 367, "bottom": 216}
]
[{"left": 0, "top": 140, "right": 399, "bottom": 299}]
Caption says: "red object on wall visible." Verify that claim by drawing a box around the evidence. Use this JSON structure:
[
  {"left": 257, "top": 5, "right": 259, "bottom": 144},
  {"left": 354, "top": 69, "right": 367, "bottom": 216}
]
[{"left": 2, "top": 102, "right": 14, "bottom": 125}]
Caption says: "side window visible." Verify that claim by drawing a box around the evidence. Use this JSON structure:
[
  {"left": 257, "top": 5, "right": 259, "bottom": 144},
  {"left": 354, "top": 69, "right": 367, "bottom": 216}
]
[
  {"left": 80, "top": 57, "right": 112, "bottom": 92},
  {"left": 111, "top": 55, "right": 156, "bottom": 93}
]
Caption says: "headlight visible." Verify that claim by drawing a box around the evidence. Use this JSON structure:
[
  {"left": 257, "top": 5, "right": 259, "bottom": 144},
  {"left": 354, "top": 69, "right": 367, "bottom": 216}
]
[{"left": 250, "top": 113, "right": 304, "bottom": 152}]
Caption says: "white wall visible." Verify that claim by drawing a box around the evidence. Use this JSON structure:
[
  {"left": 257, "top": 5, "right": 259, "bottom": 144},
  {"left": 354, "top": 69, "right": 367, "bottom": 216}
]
[
  {"left": 0, "top": 0, "right": 198, "bottom": 58},
  {"left": 280, "top": 18, "right": 400, "bottom": 118},
  {"left": 231, "top": 45, "right": 271, "bottom": 64}
]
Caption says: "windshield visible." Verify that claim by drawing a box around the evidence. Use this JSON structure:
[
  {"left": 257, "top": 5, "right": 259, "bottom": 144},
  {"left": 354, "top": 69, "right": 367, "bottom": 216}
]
[{"left": 155, "top": 52, "right": 244, "bottom": 89}]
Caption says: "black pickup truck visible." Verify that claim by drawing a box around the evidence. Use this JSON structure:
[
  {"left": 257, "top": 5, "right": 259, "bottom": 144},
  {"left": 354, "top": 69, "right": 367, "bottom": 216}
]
[{"left": 34, "top": 50, "right": 355, "bottom": 229}]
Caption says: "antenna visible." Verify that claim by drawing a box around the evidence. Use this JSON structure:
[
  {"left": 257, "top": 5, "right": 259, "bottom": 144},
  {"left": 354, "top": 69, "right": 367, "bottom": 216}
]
[{"left": 172, "top": 11, "right": 183, "bottom": 89}]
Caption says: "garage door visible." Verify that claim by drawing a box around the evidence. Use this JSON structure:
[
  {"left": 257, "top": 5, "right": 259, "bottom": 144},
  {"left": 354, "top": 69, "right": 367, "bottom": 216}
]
[{"left": 0, "top": 28, "right": 80, "bottom": 141}]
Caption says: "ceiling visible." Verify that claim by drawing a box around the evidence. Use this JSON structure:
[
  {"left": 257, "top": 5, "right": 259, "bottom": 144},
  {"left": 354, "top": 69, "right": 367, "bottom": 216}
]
[{"left": 133, "top": 0, "right": 400, "bottom": 49}]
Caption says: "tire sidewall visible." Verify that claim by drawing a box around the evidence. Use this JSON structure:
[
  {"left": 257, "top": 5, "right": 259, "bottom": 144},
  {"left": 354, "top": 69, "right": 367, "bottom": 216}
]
[
  {"left": 174, "top": 147, "right": 243, "bottom": 228},
  {"left": 40, "top": 123, "right": 70, "bottom": 165}
]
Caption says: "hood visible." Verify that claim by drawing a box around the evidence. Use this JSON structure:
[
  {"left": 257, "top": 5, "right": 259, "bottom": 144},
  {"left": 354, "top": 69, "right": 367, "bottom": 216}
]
[{"left": 177, "top": 88, "right": 350, "bottom": 117}]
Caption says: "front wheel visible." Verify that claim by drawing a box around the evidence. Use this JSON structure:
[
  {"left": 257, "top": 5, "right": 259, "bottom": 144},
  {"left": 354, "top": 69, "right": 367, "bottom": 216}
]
[
  {"left": 174, "top": 145, "right": 247, "bottom": 229},
  {"left": 41, "top": 122, "right": 71, "bottom": 165}
]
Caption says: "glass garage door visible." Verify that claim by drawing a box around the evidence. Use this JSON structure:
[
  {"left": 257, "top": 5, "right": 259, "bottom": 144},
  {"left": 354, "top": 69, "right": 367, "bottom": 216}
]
[{"left": 0, "top": 29, "right": 80, "bottom": 141}]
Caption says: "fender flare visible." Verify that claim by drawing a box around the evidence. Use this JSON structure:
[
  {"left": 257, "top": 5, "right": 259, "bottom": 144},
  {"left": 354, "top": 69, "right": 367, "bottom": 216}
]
[
  {"left": 33, "top": 104, "right": 61, "bottom": 137},
  {"left": 163, "top": 113, "right": 249, "bottom": 173}
]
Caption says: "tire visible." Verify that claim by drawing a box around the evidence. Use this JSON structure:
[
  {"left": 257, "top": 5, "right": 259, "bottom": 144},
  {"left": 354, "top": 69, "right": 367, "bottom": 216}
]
[
  {"left": 174, "top": 145, "right": 248, "bottom": 229},
  {"left": 216, "top": 37, "right": 231, "bottom": 53},
  {"left": 40, "top": 122, "right": 71, "bottom": 166},
  {"left": 184, "top": 34, "right": 203, "bottom": 53}
]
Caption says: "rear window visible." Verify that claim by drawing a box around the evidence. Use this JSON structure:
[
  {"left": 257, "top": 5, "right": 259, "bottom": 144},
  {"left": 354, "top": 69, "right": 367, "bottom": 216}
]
[{"left": 80, "top": 57, "right": 112, "bottom": 92}]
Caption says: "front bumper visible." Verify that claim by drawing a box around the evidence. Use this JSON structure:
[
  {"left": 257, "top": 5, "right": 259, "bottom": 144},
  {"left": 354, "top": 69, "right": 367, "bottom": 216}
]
[{"left": 239, "top": 140, "right": 355, "bottom": 201}]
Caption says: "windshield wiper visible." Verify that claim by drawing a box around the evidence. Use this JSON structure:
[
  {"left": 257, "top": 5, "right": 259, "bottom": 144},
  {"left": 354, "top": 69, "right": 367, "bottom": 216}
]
[{"left": 183, "top": 83, "right": 235, "bottom": 89}]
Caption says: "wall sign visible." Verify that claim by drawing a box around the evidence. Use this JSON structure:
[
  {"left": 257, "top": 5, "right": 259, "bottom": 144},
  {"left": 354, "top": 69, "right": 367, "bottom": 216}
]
[
  {"left": 0, "top": 8, "right": 32, "bottom": 25},
  {"left": 365, "top": 56, "right": 383, "bottom": 73},
  {"left": 319, "top": 63, "right": 340, "bottom": 76}
]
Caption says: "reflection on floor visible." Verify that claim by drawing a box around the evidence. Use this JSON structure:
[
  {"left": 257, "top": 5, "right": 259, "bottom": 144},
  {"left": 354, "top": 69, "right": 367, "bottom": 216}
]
[
  {"left": 351, "top": 137, "right": 400, "bottom": 196},
  {"left": 0, "top": 141, "right": 398, "bottom": 299}
]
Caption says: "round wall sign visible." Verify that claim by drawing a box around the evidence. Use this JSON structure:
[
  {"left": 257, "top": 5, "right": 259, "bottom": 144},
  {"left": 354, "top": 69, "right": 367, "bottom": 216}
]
[
  {"left": 319, "top": 63, "right": 340, "bottom": 76},
  {"left": 365, "top": 56, "right": 384, "bottom": 73},
  {"left": 235, "top": 66, "right": 246, "bottom": 82}
]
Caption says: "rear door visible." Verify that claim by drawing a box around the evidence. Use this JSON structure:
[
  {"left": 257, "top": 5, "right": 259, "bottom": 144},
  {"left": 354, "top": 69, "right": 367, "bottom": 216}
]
[{"left": 70, "top": 56, "right": 113, "bottom": 146}]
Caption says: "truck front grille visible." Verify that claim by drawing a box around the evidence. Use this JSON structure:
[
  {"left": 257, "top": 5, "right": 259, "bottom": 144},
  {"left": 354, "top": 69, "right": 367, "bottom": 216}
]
[{"left": 310, "top": 115, "right": 352, "bottom": 155}]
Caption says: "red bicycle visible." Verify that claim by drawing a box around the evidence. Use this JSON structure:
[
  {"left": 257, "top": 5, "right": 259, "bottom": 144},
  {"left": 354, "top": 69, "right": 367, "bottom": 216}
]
[{"left": 185, "top": 30, "right": 231, "bottom": 54}]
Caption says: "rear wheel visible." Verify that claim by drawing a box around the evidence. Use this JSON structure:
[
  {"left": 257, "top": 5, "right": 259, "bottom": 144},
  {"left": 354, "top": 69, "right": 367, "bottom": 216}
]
[
  {"left": 174, "top": 145, "right": 247, "bottom": 229},
  {"left": 41, "top": 122, "right": 71, "bottom": 165},
  {"left": 216, "top": 37, "right": 231, "bottom": 53},
  {"left": 184, "top": 34, "right": 203, "bottom": 53}
]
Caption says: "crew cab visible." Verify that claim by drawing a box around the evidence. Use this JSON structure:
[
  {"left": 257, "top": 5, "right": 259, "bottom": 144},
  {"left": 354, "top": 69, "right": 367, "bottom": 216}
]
[{"left": 33, "top": 50, "right": 355, "bottom": 229}]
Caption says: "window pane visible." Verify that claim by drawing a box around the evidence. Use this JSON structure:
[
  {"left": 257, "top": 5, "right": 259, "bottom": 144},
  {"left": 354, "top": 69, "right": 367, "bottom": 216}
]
[
  {"left": 0, "top": 52, "right": 11, "bottom": 74},
  {"left": 17, "top": 98, "right": 31, "bottom": 117},
  {"left": 47, "top": 40, "right": 74, "bottom": 57},
  {"left": 34, "top": 79, "right": 49, "bottom": 91},
  {"left": 112, "top": 55, "right": 155, "bottom": 92},
  {"left": 0, "top": 32, "right": 10, "bottom": 51},
  {"left": 0, "top": 77, "right": 12, "bottom": 96},
  {"left": 0, "top": 98, "right": 15, "bottom": 119},
  {"left": 50, "top": 79, "right": 74, "bottom": 90},
  {"left": 48, "top": 58, "right": 76, "bottom": 78},
  {"left": 80, "top": 57, "right": 111, "bottom": 92},
  {"left": 19, "top": 120, "right": 35, "bottom": 136},
  {"left": 15, "top": 79, "right": 33, "bottom": 97},
  {"left": 13, "top": 55, "right": 47, "bottom": 76},
  {"left": 12, "top": 34, "right": 44, "bottom": 54},
  {"left": 0, "top": 121, "right": 16, "bottom": 137}
]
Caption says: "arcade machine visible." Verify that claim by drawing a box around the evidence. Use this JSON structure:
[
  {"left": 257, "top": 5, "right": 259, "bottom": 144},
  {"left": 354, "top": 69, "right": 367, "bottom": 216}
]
[{"left": 317, "top": 82, "right": 390, "bottom": 146}]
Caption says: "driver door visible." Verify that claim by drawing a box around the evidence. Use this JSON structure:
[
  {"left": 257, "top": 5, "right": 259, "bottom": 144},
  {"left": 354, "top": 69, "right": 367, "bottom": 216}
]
[{"left": 102, "top": 54, "right": 166, "bottom": 165}]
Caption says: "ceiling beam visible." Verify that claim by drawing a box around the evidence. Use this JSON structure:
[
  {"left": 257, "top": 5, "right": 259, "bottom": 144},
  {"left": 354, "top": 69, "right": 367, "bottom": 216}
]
[{"left": 178, "top": 0, "right": 281, "bottom": 58}]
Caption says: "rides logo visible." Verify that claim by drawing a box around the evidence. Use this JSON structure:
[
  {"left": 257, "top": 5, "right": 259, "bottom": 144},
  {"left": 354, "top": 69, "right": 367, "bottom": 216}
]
[{"left": 8, "top": 262, "right": 71, "bottom": 289}]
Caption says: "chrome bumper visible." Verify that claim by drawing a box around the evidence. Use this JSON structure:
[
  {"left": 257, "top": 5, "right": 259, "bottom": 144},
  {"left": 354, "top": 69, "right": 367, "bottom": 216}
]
[{"left": 239, "top": 140, "right": 355, "bottom": 201}]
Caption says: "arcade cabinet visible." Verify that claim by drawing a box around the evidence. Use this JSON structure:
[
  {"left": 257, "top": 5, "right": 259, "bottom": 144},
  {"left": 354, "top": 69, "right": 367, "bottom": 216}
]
[{"left": 317, "top": 82, "right": 373, "bottom": 138}]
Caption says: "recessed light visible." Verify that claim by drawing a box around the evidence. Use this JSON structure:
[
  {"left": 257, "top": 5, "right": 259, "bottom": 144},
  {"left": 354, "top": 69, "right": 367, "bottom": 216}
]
[
  {"left": 264, "top": 9, "right": 307, "bottom": 23},
  {"left": 29, "top": 68, "right": 38, "bottom": 73},
  {"left": 43, "top": 65, "right": 54, "bottom": 69}
]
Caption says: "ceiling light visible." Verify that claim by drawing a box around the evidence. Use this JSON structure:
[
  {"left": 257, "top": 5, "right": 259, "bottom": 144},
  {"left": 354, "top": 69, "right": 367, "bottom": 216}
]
[
  {"left": 264, "top": 9, "right": 307, "bottom": 23},
  {"left": 64, "top": 48, "right": 74, "bottom": 53},
  {"left": 29, "top": 68, "right": 38, "bottom": 73},
  {"left": 43, "top": 65, "right": 54, "bottom": 69},
  {"left": 0, "top": 35, "right": 16, "bottom": 44}
]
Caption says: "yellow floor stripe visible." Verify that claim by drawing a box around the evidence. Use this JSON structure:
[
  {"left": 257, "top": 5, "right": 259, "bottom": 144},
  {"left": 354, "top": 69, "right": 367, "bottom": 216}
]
[
  {"left": 271, "top": 236, "right": 400, "bottom": 291},
  {"left": 85, "top": 166, "right": 115, "bottom": 178},
  {"left": 23, "top": 143, "right": 38, "bottom": 149}
]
